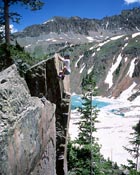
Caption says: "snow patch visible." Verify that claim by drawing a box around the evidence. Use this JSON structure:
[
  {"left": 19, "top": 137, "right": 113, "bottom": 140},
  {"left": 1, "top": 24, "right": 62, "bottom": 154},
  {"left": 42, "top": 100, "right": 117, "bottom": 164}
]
[
  {"left": 133, "top": 94, "right": 140, "bottom": 105},
  {"left": 100, "top": 35, "right": 104, "bottom": 38},
  {"left": 124, "top": 37, "right": 129, "bottom": 41},
  {"left": 132, "top": 32, "right": 140, "bottom": 38},
  {"left": 122, "top": 43, "right": 128, "bottom": 50},
  {"left": 86, "top": 36, "right": 94, "bottom": 42},
  {"left": 110, "top": 35, "right": 124, "bottom": 40},
  {"left": 45, "top": 39, "right": 52, "bottom": 41},
  {"left": 89, "top": 46, "right": 94, "bottom": 50},
  {"left": 87, "top": 65, "right": 94, "bottom": 74},
  {"left": 127, "top": 58, "right": 137, "bottom": 77},
  {"left": 80, "top": 63, "right": 85, "bottom": 73},
  {"left": 118, "top": 82, "right": 137, "bottom": 100},
  {"left": 75, "top": 54, "right": 84, "bottom": 68},
  {"left": 52, "top": 39, "right": 57, "bottom": 42},
  {"left": 43, "top": 19, "right": 54, "bottom": 24},
  {"left": 136, "top": 26, "right": 140, "bottom": 31},
  {"left": 45, "top": 38, "right": 58, "bottom": 42},
  {"left": 125, "top": 57, "right": 128, "bottom": 62},
  {"left": 92, "top": 52, "right": 95, "bottom": 57},
  {"left": 106, "top": 21, "right": 109, "bottom": 29},
  {"left": 98, "top": 40, "right": 110, "bottom": 47},
  {"left": 69, "top": 95, "right": 140, "bottom": 166},
  {"left": 105, "top": 54, "right": 122, "bottom": 89},
  {"left": 25, "top": 44, "right": 31, "bottom": 48}
]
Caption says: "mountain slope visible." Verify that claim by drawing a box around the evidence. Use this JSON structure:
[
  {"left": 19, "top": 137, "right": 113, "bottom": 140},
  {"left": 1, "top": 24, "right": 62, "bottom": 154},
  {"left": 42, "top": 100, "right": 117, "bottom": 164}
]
[
  {"left": 13, "top": 8, "right": 140, "bottom": 57},
  {"left": 13, "top": 7, "right": 140, "bottom": 101},
  {"left": 70, "top": 33, "right": 140, "bottom": 101},
  {"left": 14, "top": 7, "right": 140, "bottom": 38}
]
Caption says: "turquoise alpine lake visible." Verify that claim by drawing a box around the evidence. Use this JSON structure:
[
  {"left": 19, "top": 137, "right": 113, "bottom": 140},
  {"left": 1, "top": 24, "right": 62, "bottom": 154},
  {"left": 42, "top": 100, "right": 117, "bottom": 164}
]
[{"left": 71, "top": 95, "right": 110, "bottom": 110}]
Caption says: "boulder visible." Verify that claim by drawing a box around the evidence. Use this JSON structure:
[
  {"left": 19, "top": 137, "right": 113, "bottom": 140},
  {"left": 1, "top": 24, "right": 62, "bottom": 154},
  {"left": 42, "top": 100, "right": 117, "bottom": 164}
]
[{"left": 0, "top": 64, "right": 56, "bottom": 175}]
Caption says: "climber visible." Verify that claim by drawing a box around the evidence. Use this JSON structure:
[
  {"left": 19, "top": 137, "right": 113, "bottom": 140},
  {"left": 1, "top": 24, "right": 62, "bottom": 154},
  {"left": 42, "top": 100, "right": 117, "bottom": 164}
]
[{"left": 55, "top": 53, "right": 71, "bottom": 80}]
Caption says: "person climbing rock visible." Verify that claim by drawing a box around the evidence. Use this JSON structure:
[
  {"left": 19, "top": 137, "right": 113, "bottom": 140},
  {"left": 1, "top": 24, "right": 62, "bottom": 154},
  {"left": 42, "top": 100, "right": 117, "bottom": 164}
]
[{"left": 55, "top": 53, "right": 71, "bottom": 80}]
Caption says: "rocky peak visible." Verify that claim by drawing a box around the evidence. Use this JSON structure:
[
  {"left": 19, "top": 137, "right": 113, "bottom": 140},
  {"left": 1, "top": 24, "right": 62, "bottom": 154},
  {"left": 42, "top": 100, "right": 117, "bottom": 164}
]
[
  {"left": 13, "top": 7, "right": 140, "bottom": 39},
  {"left": 101, "top": 7, "right": 140, "bottom": 32}
]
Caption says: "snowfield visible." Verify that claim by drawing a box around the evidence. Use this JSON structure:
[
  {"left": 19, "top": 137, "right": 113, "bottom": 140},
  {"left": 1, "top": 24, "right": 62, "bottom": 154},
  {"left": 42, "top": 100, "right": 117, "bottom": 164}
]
[
  {"left": 69, "top": 95, "right": 140, "bottom": 167},
  {"left": 69, "top": 31, "right": 140, "bottom": 168}
]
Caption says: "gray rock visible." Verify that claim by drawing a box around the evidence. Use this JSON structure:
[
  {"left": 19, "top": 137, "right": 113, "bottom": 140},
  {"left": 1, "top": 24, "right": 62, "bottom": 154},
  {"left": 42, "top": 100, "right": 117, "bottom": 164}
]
[{"left": 0, "top": 65, "right": 56, "bottom": 175}]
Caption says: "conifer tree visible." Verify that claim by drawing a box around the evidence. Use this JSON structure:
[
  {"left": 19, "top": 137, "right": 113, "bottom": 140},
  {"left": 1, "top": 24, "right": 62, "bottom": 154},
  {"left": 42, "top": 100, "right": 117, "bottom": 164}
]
[
  {"left": 123, "top": 120, "right": 140, "bottom": 174},
  {"left": 68, "top": 74, "right": 124, "bottom": 175},
  {"left": 76, "top": 75, "right": 99, "bottom": 174},
  {"left": 68, "top": 75, "right": 101, "bottom": 175},
  {"left": 0, "top": 0, "right": 44, "bottom": 44}
]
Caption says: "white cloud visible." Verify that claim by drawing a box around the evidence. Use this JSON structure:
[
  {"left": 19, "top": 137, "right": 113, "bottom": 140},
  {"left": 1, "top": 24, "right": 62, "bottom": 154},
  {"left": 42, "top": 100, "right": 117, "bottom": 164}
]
[
  {"left": 10, "top": 24, "right": 18, "bottom": 33},
  {"left": 0, "top": 26, "right": 4, "bottom": 32},
  {"left": 124, "top": 0, "right": 140, "bottom": 4}
]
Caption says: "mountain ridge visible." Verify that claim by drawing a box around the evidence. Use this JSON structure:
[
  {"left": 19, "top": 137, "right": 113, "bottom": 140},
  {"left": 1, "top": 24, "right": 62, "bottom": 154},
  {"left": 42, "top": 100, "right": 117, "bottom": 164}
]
[
  {"left": 14, "top": 7, "right": 140, "bottom": 38},
  {"left": 12, "top": 7, "right": 140, "bottom": 101}
]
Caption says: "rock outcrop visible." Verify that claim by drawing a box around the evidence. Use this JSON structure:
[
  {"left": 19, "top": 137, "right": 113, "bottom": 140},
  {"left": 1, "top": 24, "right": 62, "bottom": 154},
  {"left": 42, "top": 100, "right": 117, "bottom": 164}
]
[
  {"left": 0, "top": 55, "right": 71, "bottom": 175},
  {"left": 0, "top": 64, "right": 56, "bottom": 175},
  {"left": 25, "top": 56, "right": 71, "bottom": 175}
]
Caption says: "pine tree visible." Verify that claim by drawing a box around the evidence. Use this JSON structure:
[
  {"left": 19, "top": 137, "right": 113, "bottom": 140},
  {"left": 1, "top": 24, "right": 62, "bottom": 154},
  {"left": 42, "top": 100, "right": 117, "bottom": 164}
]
[
  {"left": 68, "top": 75, "right": 101, "bottom": 175},
  {"left": 77, "top": 76, "right": 100, "bottom": 174},
  {"left": 68, "top": 74, "right": 124, "bottom": 175},
  {"left": 0, "top": 0, "right": 44, "bottom": 44},
  {"left": 123, "top": 120, "right": 140, "bottom": 174}
]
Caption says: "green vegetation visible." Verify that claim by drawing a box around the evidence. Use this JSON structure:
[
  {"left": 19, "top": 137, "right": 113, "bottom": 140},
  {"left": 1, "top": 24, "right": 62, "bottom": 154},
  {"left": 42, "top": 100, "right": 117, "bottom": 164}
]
[
  {"left": 115, "top": 62, "right": 122, "bottom": 76},
  {"left": 0, "top": 42, "right": 48, "bottom": 74},
  {"left": 0, "top": 41, "right": 93, "bottom": 74},
  {"left": 122, "top": 120, "right": 140, "bottom": 174},
  {"left": 9, "top": 43, "right": 34, "bottom": 65},
  {"left": 68, "top": 75, "right": 123, "bottom": 175},
  {"left": 68, "top": 75, "right": 100, "bottom": 174},
  {"left": 123, "top": 36, "right": 140, "bottom": 57},
  {"left": 0, "top": 0, "right": 44, "bottom": 44},
  {"left": 80, "top": 38, "right": 126, "bottom": 87},
  {"left": 96, "top": 38, "right": 125, "bottom": 60}
]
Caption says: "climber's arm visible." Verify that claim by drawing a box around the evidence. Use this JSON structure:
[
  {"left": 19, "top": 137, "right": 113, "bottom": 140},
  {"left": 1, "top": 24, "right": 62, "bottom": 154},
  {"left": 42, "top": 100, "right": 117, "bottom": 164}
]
[{"left": 55, "top": 53, "right": 64, "bottom": 62}]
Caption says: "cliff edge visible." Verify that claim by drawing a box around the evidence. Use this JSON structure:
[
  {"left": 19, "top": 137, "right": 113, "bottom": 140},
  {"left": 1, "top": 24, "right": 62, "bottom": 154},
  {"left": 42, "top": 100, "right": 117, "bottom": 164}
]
[{"left": 0, "top": 55, "right": 71, "bottom": 175}]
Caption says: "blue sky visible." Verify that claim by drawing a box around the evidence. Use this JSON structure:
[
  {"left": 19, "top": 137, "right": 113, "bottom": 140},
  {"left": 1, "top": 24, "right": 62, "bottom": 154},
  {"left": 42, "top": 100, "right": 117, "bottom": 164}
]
[{"left": 10, "top": 0, "right": 140, "bottom": 32}]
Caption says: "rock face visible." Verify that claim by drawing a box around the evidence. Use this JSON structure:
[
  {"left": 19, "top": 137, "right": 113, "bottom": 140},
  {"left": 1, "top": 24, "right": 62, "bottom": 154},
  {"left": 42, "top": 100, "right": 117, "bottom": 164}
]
[
  {"left": 25, "top": 56, "right": 71, "bottom": 175},
  {"left": 0, "top": 65, "right": 56, "bottom": 175},
  {"left": 0, "top": 55, "right": 71, "bottom": 175}
]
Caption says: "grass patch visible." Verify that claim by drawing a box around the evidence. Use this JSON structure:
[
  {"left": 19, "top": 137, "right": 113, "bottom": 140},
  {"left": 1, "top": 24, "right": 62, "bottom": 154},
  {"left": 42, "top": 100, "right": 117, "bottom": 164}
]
[{"left": 123, "top": 36, "right": 140, "bottom": 56}]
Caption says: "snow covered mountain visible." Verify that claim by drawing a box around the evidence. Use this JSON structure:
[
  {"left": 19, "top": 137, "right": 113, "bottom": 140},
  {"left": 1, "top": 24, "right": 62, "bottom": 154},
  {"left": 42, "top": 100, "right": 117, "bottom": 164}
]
[
  {"left": 13, "top": 7, "right": 140, "bottom": 101},
  {"left": 70, "top": 33, "right": 140, "bottom": 101},
  {"left": 13, "top": 8, "right": 140, "bottom": 56}
]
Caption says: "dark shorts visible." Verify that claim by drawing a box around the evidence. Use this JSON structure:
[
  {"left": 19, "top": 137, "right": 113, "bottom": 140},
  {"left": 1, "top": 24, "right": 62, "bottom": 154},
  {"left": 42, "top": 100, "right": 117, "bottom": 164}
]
[{"left": 65, "top": 69, "right": 71, "bottom": 75}]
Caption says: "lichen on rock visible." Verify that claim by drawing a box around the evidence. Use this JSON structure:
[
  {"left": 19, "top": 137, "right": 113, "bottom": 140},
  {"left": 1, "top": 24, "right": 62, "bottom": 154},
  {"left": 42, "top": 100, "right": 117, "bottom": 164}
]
[{"left": 0, "top": 64, "right": 56, "bottom": 175}]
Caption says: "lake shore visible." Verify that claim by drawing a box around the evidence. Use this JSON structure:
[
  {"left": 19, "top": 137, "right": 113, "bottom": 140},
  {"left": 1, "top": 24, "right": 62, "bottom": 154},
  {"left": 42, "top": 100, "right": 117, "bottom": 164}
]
[{"left": 69, "top": 96, "right": 140, "bottom": 167}]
